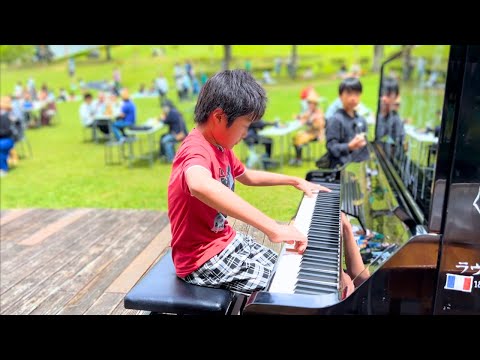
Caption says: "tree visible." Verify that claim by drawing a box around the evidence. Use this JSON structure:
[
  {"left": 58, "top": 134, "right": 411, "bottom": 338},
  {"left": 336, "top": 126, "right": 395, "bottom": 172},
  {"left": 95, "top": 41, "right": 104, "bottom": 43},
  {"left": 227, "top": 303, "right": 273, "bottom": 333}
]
[
  {"left": 0, "top": 45, "right": 36, "bottom": 64},
  {"left": 402, "top": 45, "right": 414, "bottom": 81},
  {"left": 223, "top": 45, "right": 232, "bottom": 70},
  {"left": 372, "top": 45, "right": 384, "bottom": 73},
  {"left": 288, "top": 45, "right": 298, "bottom": 79},
  {"left": 105, "top": 45, "right": 112, "bottom": 61}
]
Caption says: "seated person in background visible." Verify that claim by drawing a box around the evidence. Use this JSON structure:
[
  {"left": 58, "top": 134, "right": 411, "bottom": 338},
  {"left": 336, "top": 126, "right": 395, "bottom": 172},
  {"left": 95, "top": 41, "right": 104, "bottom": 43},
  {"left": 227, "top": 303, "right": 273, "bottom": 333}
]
[
  {"left": 0, "top": 97, "right": 17, "bottom": 177},
  {"left": 112, "top": 89, "right": 136, "bottom": 141},
  {"left": 290, "top": 91, "right": 325, "bottom": 166},
  {"left": 337, "top": 64, "right": 348, "bottom": 79},
  {"left": 158, "top": 100, "right": 188, "bottom": 163},
  {"left": 106, "top": 93, "right": 122, "bottom": 118},
  {"left": 302, "top": 67, "right": 314, "bottom": 80},
  {"left": 93, "top": 92, "right": 107, "bottom": 118},
  {"left": 79, "top": 93, "right": 96, "bottom": 127},
  {"left": 376, "top": 77, "right": 404, "bottom": 146},
  {"left": 299, "top": 85, "right": 314, "bottom": 112},
  {"left": 326, "top": 77, "right": 369, "bottom": 169},
  {"left": 243, "top": 119, "right": 275, "bottom": 169},
  {"left": 262, "top": 70, "right": 276, "bottom": 85},
  {"left": 58, "top": 88, "right": 68, "bottom": 102}
]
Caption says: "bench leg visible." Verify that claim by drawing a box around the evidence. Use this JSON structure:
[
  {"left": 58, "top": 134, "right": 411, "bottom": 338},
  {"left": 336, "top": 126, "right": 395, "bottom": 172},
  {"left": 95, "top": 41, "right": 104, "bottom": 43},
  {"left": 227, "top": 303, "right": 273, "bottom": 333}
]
[{"left": 227, "top": 293, "right": 248, "bottom": 315}]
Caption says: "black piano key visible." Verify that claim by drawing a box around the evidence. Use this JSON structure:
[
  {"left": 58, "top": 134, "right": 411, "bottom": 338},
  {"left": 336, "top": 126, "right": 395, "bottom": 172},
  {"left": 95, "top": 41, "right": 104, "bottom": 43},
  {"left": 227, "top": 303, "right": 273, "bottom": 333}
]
[
  {"left": 304, "top": 247, "right": 340, "bottom": 257},
  {"left": 307, "top": 244, "right": 339, "bottom": 253},
  {"left": 309, "top": 227, "right": 339, "bottom": 234},
  {"left": 298, "top": 271, "right": 338, "bottom": 284},
  {"left": 308, "top": 239, "right": 339, "bottom": 247},
  {"left": 295, "top": 287, "right": 336, "bottom": 296},
  {"left": 302, "top": 253, "right": 339, "bottom": 265},
  {"left": 308, "top": 232, "right": 340, "bottom": 241},
  {"left": 296, "top": 280, "right": 338, "bottom": 292},
  {"left": 301, "top": 259, "right": 339, "bottom": 271}
]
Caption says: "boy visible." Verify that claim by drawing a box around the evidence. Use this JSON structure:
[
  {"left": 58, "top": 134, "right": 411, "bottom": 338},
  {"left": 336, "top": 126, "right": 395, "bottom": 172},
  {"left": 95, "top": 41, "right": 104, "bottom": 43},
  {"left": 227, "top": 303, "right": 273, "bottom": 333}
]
[
  {"left": 326, "top": 77, "right": 369, "bottom": 169},
  {"left": 376, "top": 77, "right": 405, "bottom": 145},
  {"left": 168, "top": 70, "right": 330, "bottom": 294}
]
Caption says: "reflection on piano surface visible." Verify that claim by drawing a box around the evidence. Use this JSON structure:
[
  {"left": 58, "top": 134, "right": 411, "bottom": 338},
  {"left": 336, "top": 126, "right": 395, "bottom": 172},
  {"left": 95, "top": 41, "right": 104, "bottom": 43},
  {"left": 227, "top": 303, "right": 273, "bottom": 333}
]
[{"left": 243, "top": 45, "right": 480, "bottom": 315}]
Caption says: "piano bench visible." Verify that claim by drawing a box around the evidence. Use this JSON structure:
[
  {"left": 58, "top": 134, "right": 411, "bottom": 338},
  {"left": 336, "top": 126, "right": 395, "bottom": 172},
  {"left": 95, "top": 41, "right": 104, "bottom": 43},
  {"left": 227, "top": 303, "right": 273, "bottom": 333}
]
[{"left": 124, "top": 249, "right": 236, "bottom": 315}]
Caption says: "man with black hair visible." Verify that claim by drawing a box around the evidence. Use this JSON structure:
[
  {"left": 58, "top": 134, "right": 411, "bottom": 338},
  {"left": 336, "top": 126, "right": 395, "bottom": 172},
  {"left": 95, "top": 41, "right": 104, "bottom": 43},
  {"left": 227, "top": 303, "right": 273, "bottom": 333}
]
[
  {"left": 326, "top": 77, "right": 369, "bottom": 169},
  {"left": 158, "top": 100, "right": 188, "bottom": 163},
  {"left": 243, "top": 119, "right": 275, "bottom": 169}
]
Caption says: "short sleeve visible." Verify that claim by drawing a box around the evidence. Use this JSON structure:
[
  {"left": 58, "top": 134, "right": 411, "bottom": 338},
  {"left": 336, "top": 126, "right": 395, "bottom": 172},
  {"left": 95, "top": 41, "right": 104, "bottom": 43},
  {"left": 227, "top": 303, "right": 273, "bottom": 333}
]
[
  {"left": 182, "top": 144, "right": 212, "bottom": 175},
  {"left": 230, "top": 150, "right": 246, "bottom": 178}
]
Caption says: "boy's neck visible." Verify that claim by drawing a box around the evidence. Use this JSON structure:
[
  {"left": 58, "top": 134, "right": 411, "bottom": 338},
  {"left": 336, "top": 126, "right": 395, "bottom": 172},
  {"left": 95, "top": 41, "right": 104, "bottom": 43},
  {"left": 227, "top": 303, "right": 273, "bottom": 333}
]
[
  {"left": 344, "top": 107, "right": 355, "bottom": 117},
  {"left": 197, "top": 124, "right": 223, "bottom": 149}
]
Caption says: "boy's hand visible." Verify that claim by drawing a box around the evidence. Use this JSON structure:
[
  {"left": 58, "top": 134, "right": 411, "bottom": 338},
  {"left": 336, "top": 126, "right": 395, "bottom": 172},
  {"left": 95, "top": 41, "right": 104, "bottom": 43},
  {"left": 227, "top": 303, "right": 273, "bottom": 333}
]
[
  {"left": 348, "top": 134, "right": 367, "bottom": 151},
  {"left": 267, "top": 224, "right": 308, "bottom": 254},
  {"left": 293, "top": 177, "right": 332, "bottom": 198}
]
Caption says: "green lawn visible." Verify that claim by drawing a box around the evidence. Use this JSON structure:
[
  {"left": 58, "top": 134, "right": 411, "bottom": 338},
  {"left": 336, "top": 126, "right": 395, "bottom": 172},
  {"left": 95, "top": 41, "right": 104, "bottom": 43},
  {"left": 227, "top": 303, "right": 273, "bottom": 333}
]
[{"left": 1, "top": 45, "right": 384, "bottom": 222}]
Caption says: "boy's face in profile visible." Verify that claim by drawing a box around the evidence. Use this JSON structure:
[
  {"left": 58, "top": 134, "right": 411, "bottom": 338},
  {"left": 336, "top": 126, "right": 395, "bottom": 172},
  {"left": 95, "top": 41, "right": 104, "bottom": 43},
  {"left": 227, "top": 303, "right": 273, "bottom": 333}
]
[
  {"left": 340, "top": 90, "right": 361, "bottom": 113},
  {"left": 214, "top": 113, "right": 253, "bottom": 149}
]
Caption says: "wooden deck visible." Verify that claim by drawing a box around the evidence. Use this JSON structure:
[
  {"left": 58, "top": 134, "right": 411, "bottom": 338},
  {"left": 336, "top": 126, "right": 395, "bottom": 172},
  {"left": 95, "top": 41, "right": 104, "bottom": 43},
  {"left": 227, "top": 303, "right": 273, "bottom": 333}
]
[{"left": 0, "top": 209, "right": 282, "bottom": 315}]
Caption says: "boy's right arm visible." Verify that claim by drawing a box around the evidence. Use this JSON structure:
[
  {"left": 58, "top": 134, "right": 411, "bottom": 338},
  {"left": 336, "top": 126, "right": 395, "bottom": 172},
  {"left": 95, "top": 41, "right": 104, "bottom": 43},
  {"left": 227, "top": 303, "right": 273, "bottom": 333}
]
[{"left": 185, "top": 166, "right": 308, "bottom": 253}]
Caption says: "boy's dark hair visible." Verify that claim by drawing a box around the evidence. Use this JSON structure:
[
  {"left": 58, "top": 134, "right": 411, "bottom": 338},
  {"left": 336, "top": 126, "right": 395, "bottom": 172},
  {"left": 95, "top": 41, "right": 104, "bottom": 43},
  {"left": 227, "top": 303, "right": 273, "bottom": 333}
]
[
  {"left": 339, "top": 77, "right": 363, "bottom": 95},
  {"left": 381, "top": 76, "right": 400, "bottom": 97},
  {"left": 84, "top": 93, "right": 92, "bottom": 100},
  {"left": 194, "top": 69, "right": 267, "bottom": 127}
]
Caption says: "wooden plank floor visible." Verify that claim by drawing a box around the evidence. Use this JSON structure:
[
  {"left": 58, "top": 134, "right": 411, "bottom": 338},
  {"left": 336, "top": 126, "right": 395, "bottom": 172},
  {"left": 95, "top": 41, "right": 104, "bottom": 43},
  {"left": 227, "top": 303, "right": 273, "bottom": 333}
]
[{"left": 1, "top": 209, "right": 281, "bottom": 315}]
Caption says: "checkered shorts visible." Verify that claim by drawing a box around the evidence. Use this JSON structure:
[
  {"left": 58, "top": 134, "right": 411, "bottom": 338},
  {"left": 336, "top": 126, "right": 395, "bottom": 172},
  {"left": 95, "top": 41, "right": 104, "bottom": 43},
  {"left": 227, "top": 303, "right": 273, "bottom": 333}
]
[{"left": 183, "top": 232, "right": 278, "bottom": 294}]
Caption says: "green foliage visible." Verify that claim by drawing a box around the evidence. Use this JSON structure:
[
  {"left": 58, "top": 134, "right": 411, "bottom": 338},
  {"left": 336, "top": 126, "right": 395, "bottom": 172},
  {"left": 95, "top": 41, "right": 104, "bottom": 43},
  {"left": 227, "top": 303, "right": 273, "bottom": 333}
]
[{"left": 0, "top": 45, "right": 36, "bottom": 64}]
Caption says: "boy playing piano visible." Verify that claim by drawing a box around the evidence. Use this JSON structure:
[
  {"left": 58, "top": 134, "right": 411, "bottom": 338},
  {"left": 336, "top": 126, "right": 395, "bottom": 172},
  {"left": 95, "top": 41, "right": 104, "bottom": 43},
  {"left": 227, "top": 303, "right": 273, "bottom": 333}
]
[{"left": 168, "top": 69, "right": 330, "bottom": 294}]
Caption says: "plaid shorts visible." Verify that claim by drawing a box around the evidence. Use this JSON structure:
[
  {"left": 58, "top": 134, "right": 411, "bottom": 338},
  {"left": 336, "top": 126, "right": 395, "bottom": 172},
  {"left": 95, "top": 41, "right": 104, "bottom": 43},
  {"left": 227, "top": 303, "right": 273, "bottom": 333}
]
[{"left": 183, "top": 232, "right": 278, "bottom": 294}]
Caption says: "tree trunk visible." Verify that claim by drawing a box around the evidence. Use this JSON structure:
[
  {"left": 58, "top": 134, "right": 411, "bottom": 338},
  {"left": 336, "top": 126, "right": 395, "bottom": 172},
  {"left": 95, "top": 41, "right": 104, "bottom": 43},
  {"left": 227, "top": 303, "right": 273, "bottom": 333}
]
[
  {"left": 402, "top": 45, "right": 414, "bottom": 81},
  {"left": 106, "top": 45, "right": 112, "bottom": 61},
  {"left": 372, "top": 45, "right": 384, "bottom": 72},
  {"left": 223, "top": 45, "right": 232, "bottom": 70},
  {"left": 289, "top": 45, "right": 298, "bottom": 79}
]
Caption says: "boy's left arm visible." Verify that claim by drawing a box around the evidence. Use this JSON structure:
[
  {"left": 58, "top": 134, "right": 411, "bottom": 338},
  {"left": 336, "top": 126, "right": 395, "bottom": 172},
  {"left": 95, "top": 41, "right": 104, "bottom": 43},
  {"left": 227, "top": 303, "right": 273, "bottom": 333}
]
[{"left": 237, "top": 169, "right": 330, "bottom": 197}]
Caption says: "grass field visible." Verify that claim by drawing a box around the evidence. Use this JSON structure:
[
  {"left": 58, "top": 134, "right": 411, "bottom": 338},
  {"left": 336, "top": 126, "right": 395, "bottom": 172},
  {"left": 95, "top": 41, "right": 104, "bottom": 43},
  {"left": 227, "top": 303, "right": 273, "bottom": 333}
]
[{"left": 1, "top": 45, "right": 388, "bottom": 222}]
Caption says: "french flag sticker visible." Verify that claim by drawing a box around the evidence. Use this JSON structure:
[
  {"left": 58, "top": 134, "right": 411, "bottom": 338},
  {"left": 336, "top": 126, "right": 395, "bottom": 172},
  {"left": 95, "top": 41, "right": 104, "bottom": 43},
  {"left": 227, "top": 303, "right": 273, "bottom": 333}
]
[{"left": 444, "top": 273, "right": 473, "bottom": 293}]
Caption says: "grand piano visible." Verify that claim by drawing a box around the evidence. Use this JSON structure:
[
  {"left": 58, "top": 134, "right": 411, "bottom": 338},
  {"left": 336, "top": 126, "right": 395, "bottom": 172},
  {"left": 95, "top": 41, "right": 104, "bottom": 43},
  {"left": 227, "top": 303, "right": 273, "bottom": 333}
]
[{"left": 243, "top": 45, "right": 480, "bottom": 315}]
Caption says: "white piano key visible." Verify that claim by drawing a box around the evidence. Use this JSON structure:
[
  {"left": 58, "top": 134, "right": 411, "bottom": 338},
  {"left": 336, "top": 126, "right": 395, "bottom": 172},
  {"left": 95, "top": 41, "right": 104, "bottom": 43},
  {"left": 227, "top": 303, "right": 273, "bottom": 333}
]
[
  {"left": 293, "top": 193, "right": 318, "bottom": 236},
  {"left": 269, "top": 250, "right": 301, "bottom": 293},
  {"left": 269, "top": 193, "right": 317, "bottom": 293}
]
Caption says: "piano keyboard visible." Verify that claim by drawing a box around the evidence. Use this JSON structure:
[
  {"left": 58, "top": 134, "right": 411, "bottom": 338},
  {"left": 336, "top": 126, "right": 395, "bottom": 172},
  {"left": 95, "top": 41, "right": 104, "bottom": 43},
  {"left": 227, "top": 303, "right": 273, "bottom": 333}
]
[{"left": 269, "top": 183, "right": 342, "bottom": 296}]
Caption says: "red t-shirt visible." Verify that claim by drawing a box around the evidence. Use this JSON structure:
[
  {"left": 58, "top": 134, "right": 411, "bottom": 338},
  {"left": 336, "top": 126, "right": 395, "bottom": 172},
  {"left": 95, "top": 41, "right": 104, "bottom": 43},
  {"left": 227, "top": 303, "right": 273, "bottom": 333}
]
[{"left": 168, "top": 128, "right": 246, "bottom": 277}]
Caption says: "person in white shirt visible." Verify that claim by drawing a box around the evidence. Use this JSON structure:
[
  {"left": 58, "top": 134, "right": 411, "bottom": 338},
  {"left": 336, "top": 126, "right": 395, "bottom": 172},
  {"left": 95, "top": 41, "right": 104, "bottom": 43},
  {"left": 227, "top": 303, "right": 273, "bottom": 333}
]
[
  {"left": 79, "top": 93, "right": 96, "bottom": 127},
  {"left": 155, "top": 73, "right": 169, "bottom": 104},
  {"left": 14, "top": 82, "right": 23, "bottom": 98}
]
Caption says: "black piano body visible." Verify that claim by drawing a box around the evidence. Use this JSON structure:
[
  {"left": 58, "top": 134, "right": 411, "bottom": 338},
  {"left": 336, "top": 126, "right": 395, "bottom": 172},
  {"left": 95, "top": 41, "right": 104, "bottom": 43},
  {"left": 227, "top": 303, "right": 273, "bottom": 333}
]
[{"left": 243, "top": 45, "right": 480, "bottom": 315}]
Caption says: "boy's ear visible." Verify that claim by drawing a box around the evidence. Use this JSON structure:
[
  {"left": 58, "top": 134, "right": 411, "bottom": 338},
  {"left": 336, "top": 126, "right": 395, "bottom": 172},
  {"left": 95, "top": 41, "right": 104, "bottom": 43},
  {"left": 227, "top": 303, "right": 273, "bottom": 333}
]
[{"left": 212, "top": 108, "right": 224, "bottom": 124}]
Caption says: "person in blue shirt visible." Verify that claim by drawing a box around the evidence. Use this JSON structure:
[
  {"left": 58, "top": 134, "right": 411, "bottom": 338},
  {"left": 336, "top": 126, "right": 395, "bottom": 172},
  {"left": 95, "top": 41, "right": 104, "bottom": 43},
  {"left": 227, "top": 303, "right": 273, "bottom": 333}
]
[{"left": 112, "top": 89, "right": 136, "bottom": 141}]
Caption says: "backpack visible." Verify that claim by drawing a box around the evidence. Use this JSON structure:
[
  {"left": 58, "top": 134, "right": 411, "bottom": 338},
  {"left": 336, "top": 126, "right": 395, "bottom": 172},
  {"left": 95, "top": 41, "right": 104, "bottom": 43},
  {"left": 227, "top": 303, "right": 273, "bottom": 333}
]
[{"left": 315, "top": 152, "right": 331, "bottom": 169}]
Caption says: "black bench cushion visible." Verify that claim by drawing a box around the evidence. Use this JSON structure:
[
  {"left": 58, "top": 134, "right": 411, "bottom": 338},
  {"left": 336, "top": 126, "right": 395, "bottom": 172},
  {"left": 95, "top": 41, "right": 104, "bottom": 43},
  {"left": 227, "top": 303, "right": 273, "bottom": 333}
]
[{"left": 124, "top": 249, "right": 234, "bottom": 314}]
